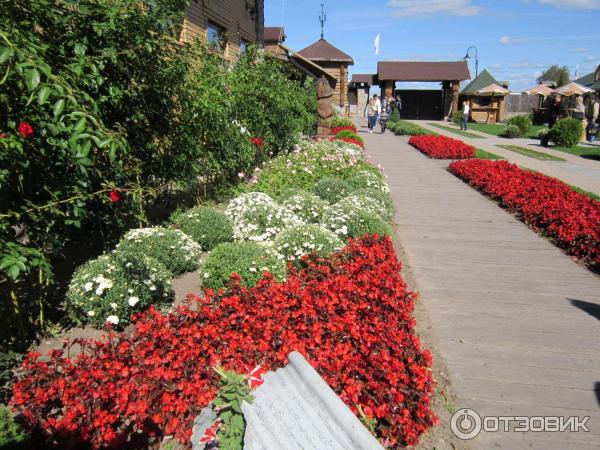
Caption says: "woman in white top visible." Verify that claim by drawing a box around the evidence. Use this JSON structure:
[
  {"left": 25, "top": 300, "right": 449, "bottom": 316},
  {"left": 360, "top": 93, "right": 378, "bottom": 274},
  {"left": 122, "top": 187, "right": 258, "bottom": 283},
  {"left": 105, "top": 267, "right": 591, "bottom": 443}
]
[
  {"left": 366, "top": 94, "right": 381, "bottom": 133},
  {"left": 460, "top": 100, "right": 470, "bottom": 131}
]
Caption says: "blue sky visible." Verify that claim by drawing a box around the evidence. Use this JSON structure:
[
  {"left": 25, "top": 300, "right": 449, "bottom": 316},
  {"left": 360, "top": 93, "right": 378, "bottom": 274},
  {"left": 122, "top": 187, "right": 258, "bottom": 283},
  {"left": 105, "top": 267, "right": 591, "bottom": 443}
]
[{"left": 265, "top": 0, "right": 600, "bottom": 92}]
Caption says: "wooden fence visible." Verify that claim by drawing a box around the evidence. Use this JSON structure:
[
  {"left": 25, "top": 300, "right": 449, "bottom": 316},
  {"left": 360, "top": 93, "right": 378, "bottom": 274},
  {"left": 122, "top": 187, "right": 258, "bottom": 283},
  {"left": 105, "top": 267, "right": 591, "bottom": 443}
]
[{"left": 504, "top": 94, "right": 541, "bottom": 115}]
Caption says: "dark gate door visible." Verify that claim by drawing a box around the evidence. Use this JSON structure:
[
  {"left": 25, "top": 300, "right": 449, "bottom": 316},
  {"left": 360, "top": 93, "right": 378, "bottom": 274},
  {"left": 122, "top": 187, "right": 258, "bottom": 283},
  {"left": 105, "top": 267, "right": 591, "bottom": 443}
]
[{"left": 395, "top": 90, "right": 443, "bottom": 120}]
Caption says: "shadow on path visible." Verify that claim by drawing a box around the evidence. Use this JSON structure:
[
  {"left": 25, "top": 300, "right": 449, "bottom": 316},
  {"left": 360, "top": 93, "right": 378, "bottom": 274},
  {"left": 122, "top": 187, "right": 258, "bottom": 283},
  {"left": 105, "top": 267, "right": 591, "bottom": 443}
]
[{"left": 568, "top": 298, "right": 600, "bottom": 321}]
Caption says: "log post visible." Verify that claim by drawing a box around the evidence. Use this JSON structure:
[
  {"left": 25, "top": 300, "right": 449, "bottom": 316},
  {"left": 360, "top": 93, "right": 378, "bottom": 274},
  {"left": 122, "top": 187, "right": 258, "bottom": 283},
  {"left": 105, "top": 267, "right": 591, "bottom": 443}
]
[
  {"left": 449, "top": 80, "right": 460, "bottom": 120},
  {"left": 316, "top": 76, "right": 334, "bottom": 138}
]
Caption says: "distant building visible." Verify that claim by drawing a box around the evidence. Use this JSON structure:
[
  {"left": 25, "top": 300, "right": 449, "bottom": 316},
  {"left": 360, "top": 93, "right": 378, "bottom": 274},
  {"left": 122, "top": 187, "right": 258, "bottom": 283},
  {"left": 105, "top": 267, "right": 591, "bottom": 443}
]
[
  {"left": 180, "top": 0, "right": 264, "bottom": 61},
  {"left": 461, "top": 69, "right": 509, "bottom": 123},
  {"left": 297, "top": 39, "right": 354, "bottom": 107},
  {"left": 574, "top": 64, "right": 600, "bottom": 93},
  {"left": 264, "top": 26, "right": 287, "bottom": 59}
]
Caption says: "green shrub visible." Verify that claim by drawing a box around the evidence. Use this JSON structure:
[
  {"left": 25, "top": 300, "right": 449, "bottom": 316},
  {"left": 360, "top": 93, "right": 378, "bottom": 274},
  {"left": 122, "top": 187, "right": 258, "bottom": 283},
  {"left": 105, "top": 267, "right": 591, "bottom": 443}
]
[
  {"left": 0, "top": 352, "right": 22, "bottom": 405},
  {"left": 276, "top": 187, "right": 305, "bottom": 201},
  {"left": 272, "top": 225, "right": 343, "bottom": 266},
  {"left": 322, "top": 204, "right": 392, "bottom": 241},
  {"left": 335, "top": 130, "right": 364, "bottom": 145},
  {"left": 507, "top": 115, "right": 532, "bottom": 138},
  {"left": 346, "top": 171, "right": 390, "bottom": 194},
  {"left": 66, "top": 253, "right": 174, "bottom": 328},
  {"left": 332, "top": 117, "right": 354, "bottom": 128},
  {"left": 351, "top": 188, "right": 396, "bottom": 220},
  {"left": 201, "top": 242, "right": 286, "bottom": 290},
  {"left": 280, "top": 191, "right": 328, "bottom": 223},
  {"left": 453, "top": 110, "right": 463, "bottom": 125},
  {"left": 389, "top": 107, "right": 400, "bottom": 122},
  {"left": 250, "top": 139, "right": 372, "bottom": 198},
  {"left": 393, "top": 121, "right": 430, "bottom": 136},
  {"left": 116, "top": 228, "right": 202, "bottom": 276},
  {"left": 502, "top": 124, "right": 520, "bottom": 138},
  {"left": 171, "top": 206, "right": 233, "bottom": 251},
  {"left": 313, "top": 177, "right": 353, "bottom": 203},
  {"left": 0, "top": 405, "right": 29, "bottom": 448},
  {"left": 549, "top": 118, "right": 583, "bottom": 148}
]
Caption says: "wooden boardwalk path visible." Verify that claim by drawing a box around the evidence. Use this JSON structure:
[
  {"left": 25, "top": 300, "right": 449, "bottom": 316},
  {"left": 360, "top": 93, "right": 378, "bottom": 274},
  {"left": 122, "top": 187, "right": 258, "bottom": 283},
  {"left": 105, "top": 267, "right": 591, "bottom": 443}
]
[{"left": 362, "top": 129, "right": 600, "bottom": 449}]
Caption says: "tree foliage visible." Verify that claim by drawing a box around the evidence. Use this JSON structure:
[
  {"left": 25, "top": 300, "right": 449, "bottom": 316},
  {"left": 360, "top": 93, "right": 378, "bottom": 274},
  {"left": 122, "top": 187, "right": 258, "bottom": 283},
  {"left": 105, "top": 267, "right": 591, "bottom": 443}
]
[
  {"left": 537, "top": 65, "right": 570, "bottom": 87},
  {"left": 0, "top": 0, "right": 316, "bottom": 349}
]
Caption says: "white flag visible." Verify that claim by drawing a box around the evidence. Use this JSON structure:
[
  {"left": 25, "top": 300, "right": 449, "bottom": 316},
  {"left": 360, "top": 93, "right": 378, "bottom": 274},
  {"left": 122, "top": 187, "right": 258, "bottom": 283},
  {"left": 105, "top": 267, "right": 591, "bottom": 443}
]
[{"left": 374, "top": 34, "right": 380, "bottom": 56}]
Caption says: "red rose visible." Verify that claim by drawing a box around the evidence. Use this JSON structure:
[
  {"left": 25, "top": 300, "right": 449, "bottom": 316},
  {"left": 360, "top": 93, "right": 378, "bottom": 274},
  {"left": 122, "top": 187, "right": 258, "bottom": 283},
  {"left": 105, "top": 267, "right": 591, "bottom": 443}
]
[
  {"left": 109, "top": 190, "right": 121, "bottom": 203},
  {"left": 249, "top": 137, "right": 264, "bottom": 149},
  {"left": 18, "top": 122, "right": 34, "bottom": 138}
]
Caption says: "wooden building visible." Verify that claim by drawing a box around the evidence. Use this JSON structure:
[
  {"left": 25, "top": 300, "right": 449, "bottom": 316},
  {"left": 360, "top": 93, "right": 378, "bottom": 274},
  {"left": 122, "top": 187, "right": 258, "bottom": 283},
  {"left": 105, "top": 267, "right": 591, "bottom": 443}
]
[
  {"left": 180, "top": 0, "right": 265, "bottom": 61},
  {"left": 461, "top": 69, "right": 509, "bottom": 123},
  {"left": 297, "top": 39, "right": 354, "bottom": 107},
  {"left": 349, "top": 74, "right": 375, "bottom": 117},
  {"left": 574, "top": 64, "right": 600, "bottom": 93},
  {"left": 264, "top": 26, "right": 287, "bottom": 59}
]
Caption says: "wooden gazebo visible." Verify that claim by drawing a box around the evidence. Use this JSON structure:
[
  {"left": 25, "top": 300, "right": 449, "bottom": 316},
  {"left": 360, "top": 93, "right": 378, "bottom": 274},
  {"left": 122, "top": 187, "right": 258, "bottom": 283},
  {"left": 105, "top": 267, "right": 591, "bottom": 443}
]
[{"left": 461, "top": 69, "right": 509, "bottom": 123}]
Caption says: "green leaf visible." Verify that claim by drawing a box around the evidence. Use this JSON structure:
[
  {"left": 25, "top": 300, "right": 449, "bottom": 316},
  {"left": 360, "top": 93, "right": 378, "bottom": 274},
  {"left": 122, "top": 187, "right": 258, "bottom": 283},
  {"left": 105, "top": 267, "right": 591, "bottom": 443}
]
[
  {"left": 0, "top": 46, "right": 13, "bottom": 64},
  {"left": 25, "top": 68, "right": 40, "bottom": 91},
  {"left": 74, "top": 117, "right": 87, "bottom": 133},
  {"left": 53, "top": 99, "right": 65, "bottom": 117},
  {"left": 6, "top": 265, "right": 20, "bottom": 280},
  {"left": 38, "top": 86, "right": 51, "bottom": 105}
]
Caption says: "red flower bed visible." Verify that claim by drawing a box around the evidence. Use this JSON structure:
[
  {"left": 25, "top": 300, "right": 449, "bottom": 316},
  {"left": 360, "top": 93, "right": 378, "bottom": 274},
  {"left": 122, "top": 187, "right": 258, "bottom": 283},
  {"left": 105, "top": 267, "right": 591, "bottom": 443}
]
[
  {"left": 449, "top": 159, "right": 600, "bottom": 267},
  {"left": 408, "top": 135, "right": 475, "bottom": 159},
  {"left": 331, "top": 125, "right": 358, "bottom": 135},
  {"left": 12, "top": 236, "right": 436, "bottom": 449}
]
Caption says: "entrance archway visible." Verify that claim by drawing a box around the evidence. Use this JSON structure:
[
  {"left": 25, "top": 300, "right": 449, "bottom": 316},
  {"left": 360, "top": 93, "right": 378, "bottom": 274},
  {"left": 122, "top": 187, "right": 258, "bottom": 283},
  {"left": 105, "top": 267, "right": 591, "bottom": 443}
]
[{"left": 377, "top": 61, "right": 471, "bottom": 120}]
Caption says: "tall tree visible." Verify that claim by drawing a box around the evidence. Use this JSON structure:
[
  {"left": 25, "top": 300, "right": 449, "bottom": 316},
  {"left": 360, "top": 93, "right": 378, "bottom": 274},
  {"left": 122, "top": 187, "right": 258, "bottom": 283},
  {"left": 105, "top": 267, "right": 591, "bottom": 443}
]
[{"left": 537, "top": 65, "right": 570, "bottom": 87}]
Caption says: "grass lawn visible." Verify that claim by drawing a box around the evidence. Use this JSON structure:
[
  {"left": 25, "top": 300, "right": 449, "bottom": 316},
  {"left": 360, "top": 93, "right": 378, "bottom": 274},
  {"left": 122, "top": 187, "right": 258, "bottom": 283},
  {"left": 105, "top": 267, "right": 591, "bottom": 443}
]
[
  {"left": 468, "top": 123, "right": 547, "bottom": 139},
  {"left": 549, "top": 144, "right": 600, "bottom": 159},
  {"left": 498, "top": 145, "right": 565, "bottom": 161},
  {"left": 427, "top": 123, "right": 483, "bottom": 139},
  {"left": 475, "top": 148, "right": 505, "bottom": 160}
]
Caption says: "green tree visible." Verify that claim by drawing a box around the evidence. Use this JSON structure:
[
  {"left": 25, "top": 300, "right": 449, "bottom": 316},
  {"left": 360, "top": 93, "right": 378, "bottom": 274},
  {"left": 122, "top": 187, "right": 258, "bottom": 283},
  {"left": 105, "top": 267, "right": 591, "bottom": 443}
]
[{"left": 537, "top": 65, "right": 570, "bottom": 87}]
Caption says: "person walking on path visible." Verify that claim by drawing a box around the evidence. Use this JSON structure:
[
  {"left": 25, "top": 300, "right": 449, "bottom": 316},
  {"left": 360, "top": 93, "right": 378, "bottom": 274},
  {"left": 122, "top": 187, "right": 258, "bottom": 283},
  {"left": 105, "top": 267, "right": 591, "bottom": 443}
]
[
  {"left": 366, "top": 94, "right": 381, "bottom": 134},
  {"left": 379, "top": 96, "right": 391, "bottom": 134},
  {"left": 460, "top": 100, "right": 470, "bottom": 131}
]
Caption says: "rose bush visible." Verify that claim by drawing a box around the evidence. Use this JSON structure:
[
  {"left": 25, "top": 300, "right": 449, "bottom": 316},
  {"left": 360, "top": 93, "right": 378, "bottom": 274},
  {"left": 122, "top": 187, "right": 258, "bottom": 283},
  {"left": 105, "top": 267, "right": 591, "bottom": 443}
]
[
  {"left": 408, "top": 135, "right": 475, "bottom": 159},
  {"left": 12, "top": 236, "right": 437, "bottom": 449},
  {"left": 449, "top": 159, "right": 600, "bottom": 268}
]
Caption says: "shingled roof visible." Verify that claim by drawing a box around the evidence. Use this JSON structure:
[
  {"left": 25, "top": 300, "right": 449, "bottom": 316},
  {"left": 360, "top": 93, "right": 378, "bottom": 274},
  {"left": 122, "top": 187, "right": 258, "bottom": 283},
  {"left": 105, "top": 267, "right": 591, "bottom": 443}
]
[
  {"left": 574, "top": 65, "right": 600, "bottom": 91},
  {"left": 377, "top": 61, "right": 470, "bottom": 81},
  {"left": 461, "top": 69, "right": 499, "bottom": 94},
  {"left": 297, "top": 39, "right": 354, "bottom": 64}
]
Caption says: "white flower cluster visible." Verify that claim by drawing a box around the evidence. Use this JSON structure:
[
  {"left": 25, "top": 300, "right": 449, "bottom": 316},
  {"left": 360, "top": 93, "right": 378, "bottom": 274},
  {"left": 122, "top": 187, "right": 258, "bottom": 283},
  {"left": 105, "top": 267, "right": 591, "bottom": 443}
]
[
  {"left": 120, "top": 227, "right": 203, "bottom": 259},
  {"left": 225, "top": 192, "right": 304, "bottom": 242},
  {"left": 280, "top": 191, "right": 327, "bottom": 224},
  {"left": 272, "top": 225, "right": 343, "bottom": 264},
  {"left": 335, "top": 194, "right": 385, "bottom": 218},
  {"left": 67, "top": 253, "right": 173, "bottom": 328}
]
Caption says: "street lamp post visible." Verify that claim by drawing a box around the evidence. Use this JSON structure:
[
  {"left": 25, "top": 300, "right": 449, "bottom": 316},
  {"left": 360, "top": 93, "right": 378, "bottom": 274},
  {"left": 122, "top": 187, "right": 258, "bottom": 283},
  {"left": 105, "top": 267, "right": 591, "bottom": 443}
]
[{"left": 464, "top": 46, "right": 478, "bottom": 78}]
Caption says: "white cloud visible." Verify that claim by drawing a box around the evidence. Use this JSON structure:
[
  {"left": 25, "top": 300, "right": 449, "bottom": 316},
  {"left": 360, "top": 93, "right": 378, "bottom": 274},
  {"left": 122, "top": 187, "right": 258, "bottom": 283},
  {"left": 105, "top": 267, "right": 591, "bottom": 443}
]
[
  {"left": 511, "top": 60, "right": 531, "bottom": 68},
  {"left": 388, "top": 0, "right": 481, "bottom": 16},
  {"left": 499, "top": 36, "right": 528, "bottom": 45},
  {"left": 584, "top": 55, "right": 599, "bottom": 62},
  {"left": 573, "top": 48, "right": 588, "bottom": 53},
  {"left": 538, "top": 0, "right": 600, "bottom": 9}
]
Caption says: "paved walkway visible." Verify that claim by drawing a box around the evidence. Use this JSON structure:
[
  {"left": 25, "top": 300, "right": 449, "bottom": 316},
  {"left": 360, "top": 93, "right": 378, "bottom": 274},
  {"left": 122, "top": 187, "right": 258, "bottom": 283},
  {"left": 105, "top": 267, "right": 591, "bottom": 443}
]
[
  {"left": 362, "top": 128, "right": 600, "bottom": 449},
  {"left": 411, "top": 120, "right": 600, "bottom": 196}
]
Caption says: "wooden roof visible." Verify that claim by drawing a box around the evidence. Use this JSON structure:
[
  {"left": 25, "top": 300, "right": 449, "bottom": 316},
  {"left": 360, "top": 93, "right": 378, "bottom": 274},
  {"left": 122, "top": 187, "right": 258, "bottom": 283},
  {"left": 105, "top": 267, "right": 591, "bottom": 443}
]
[
  {"left": 377, "top": 61, "right": 470, "bottom": 81},
  {"left": 475, "top": 83, "right": 510, "bottom": 96},
  {"left": 524, "top": 84, "right": 555, "bottom": 96},
  {"left": 351, "top": 74, "right": 376, "bottom": 85},
  {"left": 461, "top": 69, "right": 499, "bottom": 95},
  {"left": 554, "top": 82, "right": 594, "bottom": 96},
  {"left": 297, "top": 39, "right": 354, "bottom": 64},
  {"left": 573, "top": 65, "right": 600, "bottom": 91},
  {"left": 264, "top": 27, "right": 285, "bottom": 44}
]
